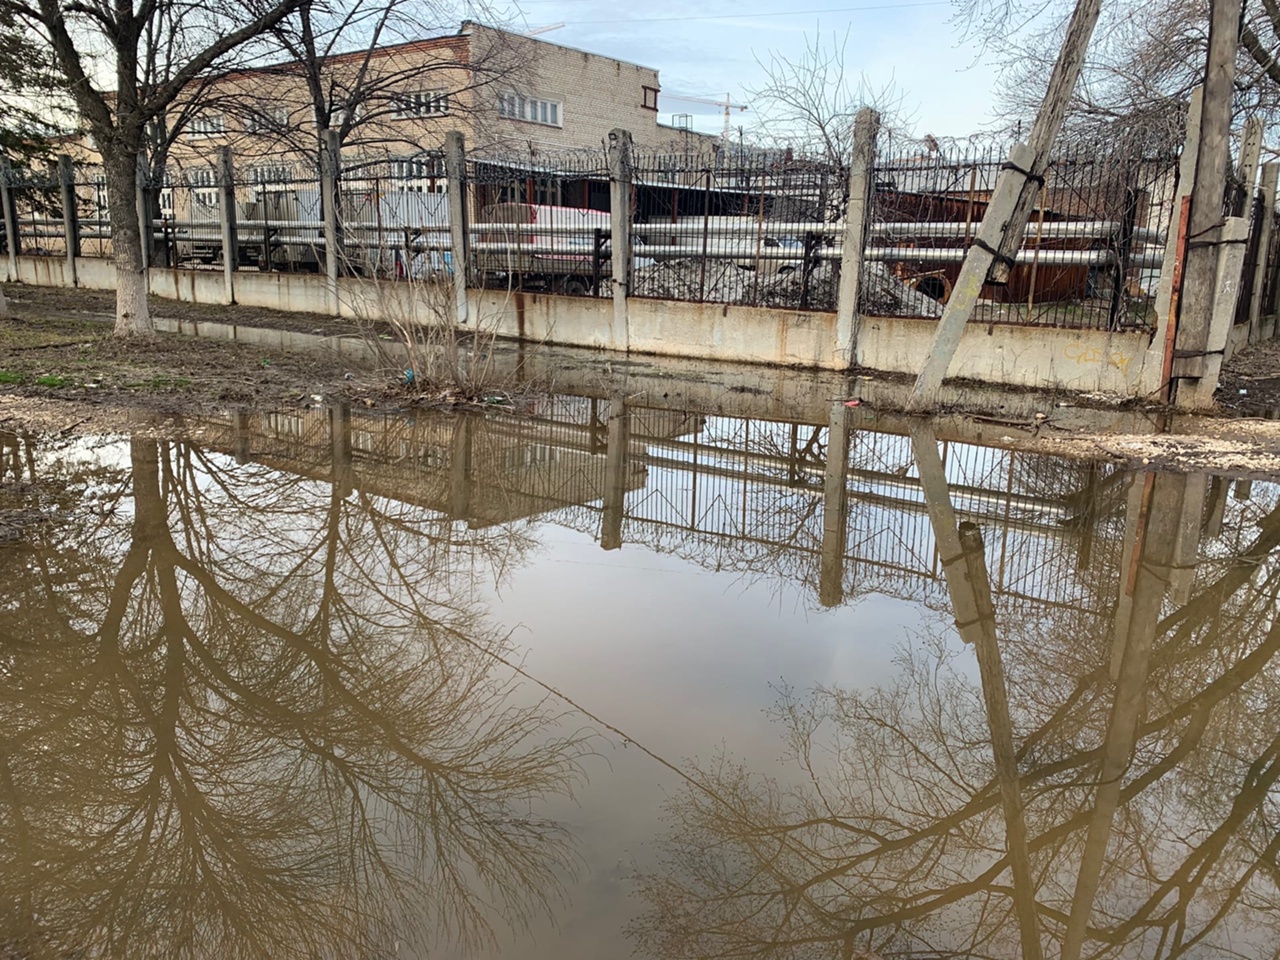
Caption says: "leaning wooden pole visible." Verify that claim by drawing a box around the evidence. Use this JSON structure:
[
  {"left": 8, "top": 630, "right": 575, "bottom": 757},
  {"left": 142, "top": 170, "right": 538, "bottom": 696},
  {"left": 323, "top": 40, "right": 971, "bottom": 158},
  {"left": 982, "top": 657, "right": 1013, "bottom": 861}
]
[
  {"left": 988, "top": 0, "right": 1103, "bottom": 285},
  {"left": 905, "top": 0, "right": 1103, "bottom": 411}
]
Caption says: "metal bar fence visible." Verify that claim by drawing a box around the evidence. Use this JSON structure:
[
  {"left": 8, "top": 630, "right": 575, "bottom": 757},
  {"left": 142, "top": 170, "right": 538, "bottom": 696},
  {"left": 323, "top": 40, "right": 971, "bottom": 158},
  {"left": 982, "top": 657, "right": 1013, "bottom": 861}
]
[
  {"left": 465, "top": 148, "right": 612, "bottom": 298},
  {"left": 0, "top": 136, "right": 1229, "bottom": 336},
  {"left": 5, "top": 163, "right": 64, "bottom": 258},
  {"left": 869, "top": 132, "right": 1180, "bottom": 331},
  {"left": 628, "top": 146, "right": 846, "bottom": 310}
]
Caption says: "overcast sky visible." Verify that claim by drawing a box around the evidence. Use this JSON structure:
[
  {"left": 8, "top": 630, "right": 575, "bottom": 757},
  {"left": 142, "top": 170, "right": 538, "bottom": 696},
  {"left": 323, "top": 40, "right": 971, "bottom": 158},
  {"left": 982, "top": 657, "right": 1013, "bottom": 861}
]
[{"left": 484, "top": 0, "right": 1008, "bottom": 141}]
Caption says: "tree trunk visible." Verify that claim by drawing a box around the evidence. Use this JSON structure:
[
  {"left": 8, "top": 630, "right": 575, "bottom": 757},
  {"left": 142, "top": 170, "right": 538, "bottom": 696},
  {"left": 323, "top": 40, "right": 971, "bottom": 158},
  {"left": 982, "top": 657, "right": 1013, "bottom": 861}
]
[
  {"left": 0, "top": 285, "right": 9, "bottom": 320},
  {"left": 103, "top": 148, "right": 152, "bottom": 336}
]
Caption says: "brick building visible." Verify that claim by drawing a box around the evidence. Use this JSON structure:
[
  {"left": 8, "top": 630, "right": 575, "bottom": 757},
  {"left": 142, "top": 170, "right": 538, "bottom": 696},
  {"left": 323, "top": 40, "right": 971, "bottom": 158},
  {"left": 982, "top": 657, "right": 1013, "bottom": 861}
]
[{"left": 155, "top": 21, "right": 718, "bottom": 187}]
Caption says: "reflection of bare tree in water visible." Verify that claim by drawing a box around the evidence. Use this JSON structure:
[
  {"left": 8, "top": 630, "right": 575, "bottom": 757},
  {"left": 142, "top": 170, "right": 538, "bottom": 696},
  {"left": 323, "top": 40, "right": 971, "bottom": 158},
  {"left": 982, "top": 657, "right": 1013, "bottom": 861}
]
[
  {"left": 630, "top": 462, "right": 1280, "bottom": 960},
  {"left": 0, "top": 436, "right": 584, "bottom": 959}
]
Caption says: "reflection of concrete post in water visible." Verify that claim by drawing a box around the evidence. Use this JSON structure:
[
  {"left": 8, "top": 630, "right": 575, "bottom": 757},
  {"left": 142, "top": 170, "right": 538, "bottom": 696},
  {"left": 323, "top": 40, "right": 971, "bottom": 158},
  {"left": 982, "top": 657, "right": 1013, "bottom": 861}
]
[
  {"left": 449, "top": 416, "right": 474, "bottom": 521},
  {"left": 1168, "top": 472, "right": 1209, "bottom": 604},
  {"left": 1235, "top": 478, "right": 1253, "bottom": 502},
  {"left": 819, "top": 402, "right": 852, "bottom": 607},
  {"left": 1, "top": 432, "right": 20, "bottom": 482},
  {"left": 1202, "top": 475, "right": 1229, "bottom": 539},
  {"left": 232, "top": 412, "right": 251, "bottom": 465},
  {"left": 910, "top": 423, "right": 1044, "bottom": 960},
  {"left": 1062, "top": 470, "right": 1189, "bottom": 960},
  {"left": 329, "top": 405, "right": 353, "bottom": 498},
  {"left": 601, "top": 402, "right": 630, "bottom": 551}
]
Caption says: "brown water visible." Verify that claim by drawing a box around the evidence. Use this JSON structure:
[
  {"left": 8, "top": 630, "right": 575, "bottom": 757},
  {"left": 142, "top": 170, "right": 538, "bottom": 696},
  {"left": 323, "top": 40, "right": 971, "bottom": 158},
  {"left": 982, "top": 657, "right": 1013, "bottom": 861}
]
[{"left": 1, "top": 396, "right": 1277, "bottom": 960}]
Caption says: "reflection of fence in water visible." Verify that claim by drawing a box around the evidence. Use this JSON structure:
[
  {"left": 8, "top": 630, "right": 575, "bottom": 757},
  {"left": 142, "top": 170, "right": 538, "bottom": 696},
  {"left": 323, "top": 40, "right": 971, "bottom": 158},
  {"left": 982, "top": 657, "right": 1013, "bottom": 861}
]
[
  {"left": 550, "top": 413, "right": 1136, "bottom": 616},
  {"left": 180, "top": 403, "right": 1280, "bottom": 620}
]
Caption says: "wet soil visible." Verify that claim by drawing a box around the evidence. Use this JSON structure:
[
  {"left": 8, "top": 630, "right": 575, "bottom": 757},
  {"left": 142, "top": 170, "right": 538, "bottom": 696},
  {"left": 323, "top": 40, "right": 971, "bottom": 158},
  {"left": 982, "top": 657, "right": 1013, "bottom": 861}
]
[
  {"left": 1216, "top": 337, "right": 1280, "bottom": 416},
  {"left": 3, "top": 281, "right": 361, "bottom": 336},
  {"left": 0, "top": 308, "right": 373, "bottom": 414},
  {"left": 10, "top": 283, "right": 1280, "bottom": 476}
]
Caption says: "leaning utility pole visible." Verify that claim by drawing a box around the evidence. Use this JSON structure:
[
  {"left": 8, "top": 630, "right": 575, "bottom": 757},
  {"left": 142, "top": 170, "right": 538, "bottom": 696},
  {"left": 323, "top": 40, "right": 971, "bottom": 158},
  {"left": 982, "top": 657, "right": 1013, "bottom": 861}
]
[{"left": 905, "top": 0, "right": 1103, "bottom": 411}]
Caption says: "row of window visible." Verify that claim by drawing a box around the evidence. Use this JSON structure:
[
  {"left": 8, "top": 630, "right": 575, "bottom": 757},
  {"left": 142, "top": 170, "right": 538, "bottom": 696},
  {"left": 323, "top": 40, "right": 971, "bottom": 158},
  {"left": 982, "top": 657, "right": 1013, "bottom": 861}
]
[
  {"left": 163, "top": 160, "right": 443, "bottom": 187},
  {"left": 496, "top": 93, "right": 560, "bottom": 127},
  {"left": 186, "top": 90, "right": 562, "bottom": 137}
]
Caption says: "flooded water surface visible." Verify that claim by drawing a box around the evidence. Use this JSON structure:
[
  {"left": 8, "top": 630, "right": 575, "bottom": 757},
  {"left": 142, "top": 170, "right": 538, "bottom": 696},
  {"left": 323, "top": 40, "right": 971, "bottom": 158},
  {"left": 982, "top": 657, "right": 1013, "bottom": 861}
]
[{"left": 2, "top": 393, "right": 1278, "bottom": 959}]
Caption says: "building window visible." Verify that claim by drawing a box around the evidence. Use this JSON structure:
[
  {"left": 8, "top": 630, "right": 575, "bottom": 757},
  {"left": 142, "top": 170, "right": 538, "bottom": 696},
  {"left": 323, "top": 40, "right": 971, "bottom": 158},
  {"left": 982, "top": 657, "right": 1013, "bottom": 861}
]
[
  {"left": 642, "top": 86, "right": 659, "bottom": 111},
  {"left": 395, "top": 90, "right": 449, "bottom": 117},
  {"left": 186, "top": 113, "right": 225, "bottom": 137},
  {"left": 497, "top": 93, "right": 561, "bottom": 127},
  {"left": 182, "top": 167, "right": 216, "bottom": 188},
  {"left": 249, "top": 165, "right": 293, "bottom": 184},
  {"left": 247, "top": 106, "right": 290, "bottom": 133},
  {"left": 390, "top": 156, "right": 444, "bottom": 180}
]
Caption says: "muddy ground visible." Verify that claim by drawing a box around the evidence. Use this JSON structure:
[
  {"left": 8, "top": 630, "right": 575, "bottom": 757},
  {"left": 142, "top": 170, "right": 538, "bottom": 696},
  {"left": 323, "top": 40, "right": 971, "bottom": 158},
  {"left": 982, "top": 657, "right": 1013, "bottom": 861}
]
[{"left": 8, "top": 283, "right": 1280, "bottom": 476}]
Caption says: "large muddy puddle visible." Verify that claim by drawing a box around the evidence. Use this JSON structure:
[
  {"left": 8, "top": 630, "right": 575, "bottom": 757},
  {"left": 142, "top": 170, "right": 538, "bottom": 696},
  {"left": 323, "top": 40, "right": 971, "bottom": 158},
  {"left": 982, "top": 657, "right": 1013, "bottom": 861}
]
[{"left": 1, "top": 393, "right": 1277, "bottom": 959}]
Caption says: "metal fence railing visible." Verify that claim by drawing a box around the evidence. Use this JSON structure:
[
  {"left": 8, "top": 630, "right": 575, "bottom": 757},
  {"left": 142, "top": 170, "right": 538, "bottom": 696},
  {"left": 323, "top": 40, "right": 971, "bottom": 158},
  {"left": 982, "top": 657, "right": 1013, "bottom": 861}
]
[
  {"left": 0, "top": 132, "right": 1236, "bottom": 336},
  {"left": 868, "top": 134, "right": 1180, "bottom": 331},
  {"left": 628, "top": 149, "right": 845, "bottom": 310},
  {"left": 466, "top": 149, "right": 612, "bottom": 298}
]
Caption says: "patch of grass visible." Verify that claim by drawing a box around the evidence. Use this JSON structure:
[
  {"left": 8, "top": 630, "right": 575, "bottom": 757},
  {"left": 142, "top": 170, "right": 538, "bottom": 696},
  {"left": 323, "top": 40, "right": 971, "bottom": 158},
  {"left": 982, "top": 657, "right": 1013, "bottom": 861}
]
[
  {"left": 35, "top": 375, "right": 70, "bottom": 388},
  {"left": 0, "top": 371, "right": 24, "bottom": 385},
  {"left": 145, "top": 375, "right": 192, "bottom": 390}
]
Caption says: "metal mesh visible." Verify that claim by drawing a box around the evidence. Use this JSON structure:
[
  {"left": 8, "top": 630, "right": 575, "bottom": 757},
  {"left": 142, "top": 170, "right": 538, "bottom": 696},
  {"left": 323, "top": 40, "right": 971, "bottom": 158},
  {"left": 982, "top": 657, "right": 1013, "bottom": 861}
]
[
  {"left": 4, "top": 163, "right": 64, "bottom": 258},
  {"left": 869, "top": 133, "right": 1179, "bottom": 331},
  {"left": 629, "top": 148, "right": 845, "bottom": 310},
  {"left": 466, "top": 149, "right": 612, "bottom": 298}
]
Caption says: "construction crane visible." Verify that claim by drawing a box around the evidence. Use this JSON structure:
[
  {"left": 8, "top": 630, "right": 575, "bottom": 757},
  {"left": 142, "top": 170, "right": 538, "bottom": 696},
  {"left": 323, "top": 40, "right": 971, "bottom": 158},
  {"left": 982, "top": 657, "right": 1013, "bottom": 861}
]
[{"left": 662, "top": 92, "right": 749, "bottom": 141}]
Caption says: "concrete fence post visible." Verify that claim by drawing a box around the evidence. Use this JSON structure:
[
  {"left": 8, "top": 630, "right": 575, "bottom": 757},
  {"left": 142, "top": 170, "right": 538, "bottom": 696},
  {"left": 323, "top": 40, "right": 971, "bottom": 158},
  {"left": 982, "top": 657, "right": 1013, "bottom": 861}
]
[
  {"left": 1175, "top": 215, "right": 1250, "bottom": 409},
  {"left": 0, "top": 153, "right": 18, "bottom": 279},
  {"left": 1248, "top": 162, "right": 1278, "bottom": 342},
  {"left": 905, "top": 141, "right": 1036, "bottom": 411},
  {"left": 320, "top": 129, "right": 342, "bottom": 317},
  {"left": 135, "top": 157, "right": 154, "bottom": 270},
  {"left": 57, "top": 154, "right": 79, "bottom": 286},
  {"left": 819, "top": 400, "right": 853, "bottom": 606},
  {"left": 217, "top": 146, "right": 238, "bottom": 305},
  {"left": 1235, "top": 116, "right": 1265, "bottom": 216},
  {"left": 607, "top": 128, "right": 633, "bottom": 352},
  {"left": 834, "top": 108, "right": 880, "bottom": 369},
  {"left": 444, "top": 130, "right": 470, "bottom": 325},
  {"left": 601, "top": 399, "right": 630, "bottom": 550}
]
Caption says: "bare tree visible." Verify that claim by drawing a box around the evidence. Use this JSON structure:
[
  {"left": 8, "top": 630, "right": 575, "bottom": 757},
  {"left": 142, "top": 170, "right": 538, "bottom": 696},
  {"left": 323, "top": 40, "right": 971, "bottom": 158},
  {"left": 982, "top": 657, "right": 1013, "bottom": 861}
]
[
  {"left": 957, "top": 0, "right": 1280, "bottom": 152},
  {"left": 748, "top": 29, "right": 912, "bottom": 167},
  {"left": 2, "top": 0, "right": 301, "bottom": 336}
]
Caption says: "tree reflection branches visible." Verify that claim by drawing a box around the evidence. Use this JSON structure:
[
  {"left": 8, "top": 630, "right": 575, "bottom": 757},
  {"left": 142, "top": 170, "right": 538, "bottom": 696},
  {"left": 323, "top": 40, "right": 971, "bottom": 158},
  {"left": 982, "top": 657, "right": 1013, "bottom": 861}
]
[
  {"left": 0, "top": 435, "right": 583, "bottom": 960},
  {"left": 632, "top": 469, "right": 1280, "bottom": 960}
]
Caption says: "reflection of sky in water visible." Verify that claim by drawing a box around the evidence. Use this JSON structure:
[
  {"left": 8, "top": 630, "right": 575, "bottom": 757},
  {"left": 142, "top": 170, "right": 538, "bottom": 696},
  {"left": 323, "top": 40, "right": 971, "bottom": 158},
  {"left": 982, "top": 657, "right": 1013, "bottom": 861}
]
[{"left": 467, "top": 522, "right": 935, "bottom": 960}]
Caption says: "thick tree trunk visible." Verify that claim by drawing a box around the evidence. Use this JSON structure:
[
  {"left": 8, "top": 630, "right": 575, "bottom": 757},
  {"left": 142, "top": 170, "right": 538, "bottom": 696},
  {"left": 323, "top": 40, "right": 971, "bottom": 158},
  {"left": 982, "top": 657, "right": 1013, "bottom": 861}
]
[{"left": 103, "top": 148, "right": 152, "bottom": 336}]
